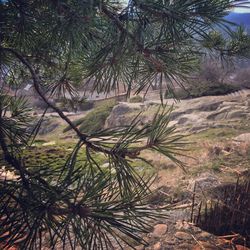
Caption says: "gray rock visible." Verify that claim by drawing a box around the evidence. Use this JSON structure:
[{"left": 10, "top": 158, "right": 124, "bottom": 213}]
[
  {"left": 112, "top": 103, "right": 135, "bottom": 115},
  {"left": 105, "top": 103, "right": 149, "bottom": 128},
  {"left": 233, "top": 133, "right": 250, "bottom": 143},
  {"left": 198, "top": 231, "right": 212, "bottom": 239},
  {"left": 170, "top": 111, "right": 187, "bottom": 120},
  {"left": 196, "top": 100, "right": 223, "bottom": 112},
  {"left": 177, "top": 117, "right": 189, "bottom": 125},
  {"left": 174, "top": 232, "right": 192, "bottom": 241},
  {"left": 226, "top": 110, "right": 248, "bottom": 119},
  {"left": 48, "top": 113, "right": 60, "bottom": 118},
  {"left": 187, "top": 172, "right": 221, "bottom": 192},
  {"left": 177, "top": 114, "right": 204, "bottom": 126},
  {"left": 206, "top": 106, "right": 231, "bottom": 120},
  {"left": 40, "top": 123, "right": 58, "bottom": 135},
  {"left": 182, "top": 98, "right": 223, "bottom": 112},
  {"left": 104, "top": 89, "right": 250, "bottom": 134}
]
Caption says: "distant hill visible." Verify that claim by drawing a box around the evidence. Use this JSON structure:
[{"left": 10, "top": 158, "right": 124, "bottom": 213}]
[{"left": 225, "top": 12, "right": 250, "bottom": 31}]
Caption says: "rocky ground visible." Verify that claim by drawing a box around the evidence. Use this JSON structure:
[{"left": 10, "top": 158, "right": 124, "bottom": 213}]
[
  {"left": 31, "top": 89, "right": 250, "bottom": 249},
  {"left": 1, "top": 89, "right": 250, "bottom": 249},
  {"left": 135, "top": 219, "right": 249, "bottom": 250},
  {"left": 104, "top": 89, "right": 250, "bottom": 250},
  {"left": 105, "top": 89, "right": 250, "bottom": 133}
]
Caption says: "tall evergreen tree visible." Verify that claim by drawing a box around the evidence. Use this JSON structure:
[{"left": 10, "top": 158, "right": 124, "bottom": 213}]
[{"left": 0, "top": 0, "right": 250, "bottom": 249}]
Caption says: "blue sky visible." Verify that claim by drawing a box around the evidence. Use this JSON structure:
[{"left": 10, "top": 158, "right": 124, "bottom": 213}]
[{"left": 233, "top": 2, "right": 250, "bottom": 13}]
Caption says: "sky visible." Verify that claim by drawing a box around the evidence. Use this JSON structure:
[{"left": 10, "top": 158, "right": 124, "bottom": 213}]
[{"left": 233, "top": 2, "right": 250, "bottom": 13}]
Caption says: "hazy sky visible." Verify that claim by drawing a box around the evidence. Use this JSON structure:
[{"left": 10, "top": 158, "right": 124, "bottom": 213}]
[{"left": 234, "top": 2, "right": 250, "bottom": 13}]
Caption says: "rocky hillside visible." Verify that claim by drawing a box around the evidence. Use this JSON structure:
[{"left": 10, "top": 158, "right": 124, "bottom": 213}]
[
  {"left": 105, "top": 89, "right": 250, "bottom": 133},
  {"left": 105, "top": 90, "right": 250, "bottom": 250},
  {"left": 8, "top": 90, "right": 249, "bottom": 250}
]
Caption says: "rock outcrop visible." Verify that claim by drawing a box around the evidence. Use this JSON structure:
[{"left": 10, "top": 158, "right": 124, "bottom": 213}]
[
  {"left": 104, "top": 102, "right": 152, "bottom": 128},
  {"left": 233, "top": 133, "right": 250, "bottom": 143},
  {"left": 105, "top": 90, "right": 250, "bottom": 133}
]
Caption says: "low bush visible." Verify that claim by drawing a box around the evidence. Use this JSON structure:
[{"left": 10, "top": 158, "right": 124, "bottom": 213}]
[
  {"left": 187, "top": 82, "right": 240, "bottom": 98},
  {"left": 165, "top": 83, "right": 240, "bottom": 100},
  {"left": 165, "top": 89, "right": 190, "bottom": 99},
  {"left": 129, "top": 95, "right": 143, "bottom": 103},
  {"left": 55, "top": 97, "right": 94, "bottom": 112},
  {"left": 78, "top": 99, "right": 94, "bottom": 111}
]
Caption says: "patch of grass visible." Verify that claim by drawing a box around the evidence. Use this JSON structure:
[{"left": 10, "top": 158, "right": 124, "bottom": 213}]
[
  {"left": 190, "top": 162, "right": 222, "bottom": 177},
  {"left": 22, "top": 144, "right": 107, "bottom": 170},
  {"left": 130, "top": 159, "right": 156, "bottom": 176},
  {"left": 190, "top": 140, "right": 250, "bottom": 181},
  {"left": 210, "top": 160, "right": 223, "bottom": 172},
  {"left": 189, "top": 127, "right": 240, "bottom": 142},
  {"left": 33, "top": 139, "right": 47, "bottom": 144},
  {"left": 63, "top": 99, "right": 117, "bottom": 134}
]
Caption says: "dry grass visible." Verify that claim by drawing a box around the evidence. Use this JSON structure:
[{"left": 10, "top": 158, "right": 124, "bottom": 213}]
[{"left": 185, "top": 139, "right": 250, "bottom": 182}]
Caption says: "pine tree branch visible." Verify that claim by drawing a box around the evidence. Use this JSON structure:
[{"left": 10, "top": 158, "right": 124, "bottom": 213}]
[
  {"left": 1, "top": 47, "right": 158, "bottom": 159},
  {"left": 0, "top": 47, "right": 116, "bottom": 154},
  {"left": 101, "top": 5, "right": 165, "bottom": 72},
  {"left": 0, "top": 48, "right": 85, "bottom": 139},
  {"left": 0, "top": 126, "right": 30, "bottom": 190}
]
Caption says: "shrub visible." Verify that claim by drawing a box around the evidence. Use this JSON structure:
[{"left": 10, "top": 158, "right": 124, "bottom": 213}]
[
  {"left": 165, "top": 89, "right": 190, "bottom": 99},
  {"left": 165, "top": 82, "right": 240, "bottom": 100},
  {"left": 55, "top": 97, "right": 94, "bottom": 112},
  {"left": 78, "top": 100, "right": 94, "bottom": 111},
  {"left": 63, "top": 99, "right": 117, "bottom": 134},
  {"left": 129, "top": 95, "right": 143, "bottom": 103},
  {"left": 164, "top": 60, "right": 240, "bottom": 99},
  {"left": 187, "top": 82, "right": 240, "bottom": 98},
  {"left": 234, "top": 67, "right": 250, "bottom": 89}
]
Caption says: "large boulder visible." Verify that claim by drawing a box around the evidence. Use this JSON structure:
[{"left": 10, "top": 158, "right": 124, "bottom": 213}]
[
  {"left": 105, "top": 103, "right": 149, "bottom": 128},
  {"left": 187, "top": 172, "right": 221, "bottom": 192},
  {"left": 226, "top": 110, "right": 248, "bottom": 119},
  {"left": 233, "top": 133, "right": 250, "bottom": 143},
  {"left": 206, "top": 106, "right": 231, "bottom": 120},
  {"left": 177, "top": 98, "right": 223, "bottom": 113}
]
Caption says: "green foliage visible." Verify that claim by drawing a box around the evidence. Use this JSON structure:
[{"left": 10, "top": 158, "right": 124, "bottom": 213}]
[
  {"left": 78, "top": 100, "right": 94, "bottom": 111},
  {"left": 202, "top": 27, "right": 250, "bottom": 58},
  {"left": 0, "top": 106, "right": 184, "bottom": 249},
  {"left": 0, "top": 92, "right": 32, "bottom": 145},
  {"left": 1, "top": 0, "right": 250, "bottom": 249}
]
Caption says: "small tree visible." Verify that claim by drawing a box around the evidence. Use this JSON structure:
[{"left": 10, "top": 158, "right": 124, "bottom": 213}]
[{"left": 0, "top": 0, "right": 250, "bottom": 249}]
